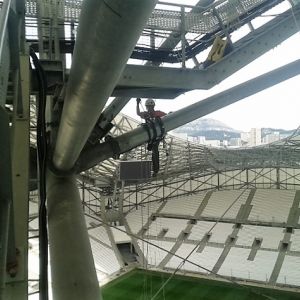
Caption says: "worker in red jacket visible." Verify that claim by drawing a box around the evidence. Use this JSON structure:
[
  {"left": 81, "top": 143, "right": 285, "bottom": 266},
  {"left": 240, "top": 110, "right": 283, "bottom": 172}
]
[
  {"left": 136, "top": 98, "right": 166, "bottom": 177},
  {"left": 136, "top": 98, "right": 166, "bottom": 120}
]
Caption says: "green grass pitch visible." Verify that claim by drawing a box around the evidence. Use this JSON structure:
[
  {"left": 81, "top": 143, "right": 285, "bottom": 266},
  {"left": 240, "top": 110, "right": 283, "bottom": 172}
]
[{"left": 102, "top": 269, "right": 300, "bottom": 300}]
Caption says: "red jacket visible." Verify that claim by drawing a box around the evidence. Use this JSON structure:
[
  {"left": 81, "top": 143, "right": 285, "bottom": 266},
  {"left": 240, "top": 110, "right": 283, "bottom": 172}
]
[{"left": 139, "top": 110, "right": 166, "bottom": 119}]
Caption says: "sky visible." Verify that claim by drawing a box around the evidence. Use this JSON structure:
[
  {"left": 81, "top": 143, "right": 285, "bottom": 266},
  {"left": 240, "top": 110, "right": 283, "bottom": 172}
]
[{"left": 121, "top": 0, "right": 300, "bottom": 132}]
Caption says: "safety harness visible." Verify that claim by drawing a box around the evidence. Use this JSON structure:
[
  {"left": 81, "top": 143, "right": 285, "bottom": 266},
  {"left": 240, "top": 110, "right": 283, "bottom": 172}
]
[{"left": 141, "top": 116, "right": 166, "bottom": 176}]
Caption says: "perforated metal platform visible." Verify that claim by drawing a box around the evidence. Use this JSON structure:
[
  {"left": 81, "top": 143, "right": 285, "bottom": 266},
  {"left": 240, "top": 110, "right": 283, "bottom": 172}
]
[{"left": 25, "top": 0, "right": 271, "bottom": 34}]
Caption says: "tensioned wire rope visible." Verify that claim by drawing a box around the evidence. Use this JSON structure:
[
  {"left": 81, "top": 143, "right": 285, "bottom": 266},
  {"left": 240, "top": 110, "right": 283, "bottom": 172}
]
[
  {"left": 132, "top": 124, "right": 154, "bottom": 300},
  {"left": 84, "top": 201, "right": 278, "bottom": 300},
  {"left": 137, "top": 99, "right": 169, "bottom": 298}
]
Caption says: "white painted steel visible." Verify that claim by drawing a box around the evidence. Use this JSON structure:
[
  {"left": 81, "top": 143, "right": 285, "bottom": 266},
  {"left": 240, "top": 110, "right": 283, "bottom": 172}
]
[
  {"left": 47, "top": 173, "right": 100, "bottom": 300},
  {"left": 53, "top": 0, "right": 157, "bottom": 171}
]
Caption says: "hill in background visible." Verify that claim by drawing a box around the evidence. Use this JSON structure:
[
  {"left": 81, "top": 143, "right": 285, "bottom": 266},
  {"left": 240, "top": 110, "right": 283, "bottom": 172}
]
[{"left": 174, "top": 118, "right": 294, "bottom": 141}]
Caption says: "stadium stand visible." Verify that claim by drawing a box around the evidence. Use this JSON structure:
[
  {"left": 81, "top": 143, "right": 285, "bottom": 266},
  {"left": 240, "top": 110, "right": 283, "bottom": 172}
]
[
  {"left": 236, "top": 225, "right": 285, "bottom": 249},
  {"left": 123, "top": 188, "right": 300, "bottom": 288},
  {"left": 146, "top": 217, "right": 188, "bottom": 239},
  {"left": 90, "top": 239, "right": 122, "bottom": 276},
  {"left": 160, "top": 193, "right": 207, "bottom": 216},
  {"left": 277, "top": 255, "right": 300, "bottom": 286},
  {"left": 89, "top": 226, "right": 112, "bottom": 247},
  {"left": 138, "top": 239, "right": 175, "bottom": 266},
  {"left": 248, "top": 189, "right": 295, "bottom": 223},
  {"left": 188, "top": 221, "right": 234, "bottom": 244},
  {"left": 166, "top": 244, "right": 223, "bottom": 274},
  {"left": 290, "top": 229, "right": 300, "bottom": 252},
  {"left": 201, "top": 190, "right": 250, "bottom": 219},
  {"left": 218, "top": 248, "right": 278, "bottom": 282},
  {"left": 125, "top": 202, "right": 162, "bottom": 234}
]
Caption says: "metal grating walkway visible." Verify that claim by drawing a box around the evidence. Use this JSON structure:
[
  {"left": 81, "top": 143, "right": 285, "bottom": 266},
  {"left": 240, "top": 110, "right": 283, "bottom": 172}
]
[{"left": 25, "top": 0, "right": 272, "bottom": 34}]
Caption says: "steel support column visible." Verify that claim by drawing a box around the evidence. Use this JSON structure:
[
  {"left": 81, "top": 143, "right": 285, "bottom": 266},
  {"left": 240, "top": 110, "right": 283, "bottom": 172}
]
[
  {"left": 77, "top": 59, "right": 300, "bottom": 171},
  {"left": 95, "top": 96, "right": 131, "bottom": 140},
  {"left": 53, "top": 0, "right": 158, "bottom": 172},
  {"left": 5, "top": 52, "right": 30, "bottom": 300},
  {"left": 47, "top": 172, "right": 100, "bottom": 300},
  {"left": 0, "top": 202, "right": 10, "bottom": 299},
  {"left": 0, "top": 108, "right": 13, "bottom": 299}
]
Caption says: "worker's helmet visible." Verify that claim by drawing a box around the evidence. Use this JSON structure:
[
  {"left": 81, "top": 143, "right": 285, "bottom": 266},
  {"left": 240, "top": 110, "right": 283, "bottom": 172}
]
[{"left": 145, "top": 99, "right": 155, "bottom": 107}]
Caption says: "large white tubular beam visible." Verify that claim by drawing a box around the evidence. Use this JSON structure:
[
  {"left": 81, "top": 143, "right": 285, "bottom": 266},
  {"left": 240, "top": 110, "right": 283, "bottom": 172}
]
[
  {"left": 47, "top": 172, "right": 100, "bottom": 300},
  {"left": 77, "top": 59, "right": 300, "bottom": 171},
  {"left": 97, "top": 0, "right": 214, "bottom": 134},
  {"left": 53, "top": 0, "right": 157, "bottom": 172},
  {"left": 95, "top": 96, "right": 131, "bottom": 140}
]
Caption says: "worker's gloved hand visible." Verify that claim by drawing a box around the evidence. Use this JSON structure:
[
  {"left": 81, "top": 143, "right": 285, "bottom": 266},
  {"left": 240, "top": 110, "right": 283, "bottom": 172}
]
[{"left": 136, "top": 98, "right": 141, "bottom": 104}]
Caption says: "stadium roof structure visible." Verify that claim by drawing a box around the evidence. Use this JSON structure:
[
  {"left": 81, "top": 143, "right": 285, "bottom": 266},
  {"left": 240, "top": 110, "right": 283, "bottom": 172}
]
[
  {"left": 29, "top": 98, "right": 300, "bottom": 190},
  {"left": 77, "top": 113, "right": 300, "bottom": 190}
]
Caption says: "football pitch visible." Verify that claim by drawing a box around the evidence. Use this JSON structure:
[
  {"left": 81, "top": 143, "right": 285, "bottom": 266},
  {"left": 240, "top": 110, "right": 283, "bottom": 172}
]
[{"left": 102, "top": 269, "right": 300, "bottom": 300}]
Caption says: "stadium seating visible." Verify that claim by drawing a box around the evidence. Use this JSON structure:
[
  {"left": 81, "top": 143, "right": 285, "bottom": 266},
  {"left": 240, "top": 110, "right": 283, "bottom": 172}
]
[
  {"left": 90, "top": 239, "right": 122, "bottom": 275},
  {"left": 236, "top": 225, "right": 284, "bottom": 249},
  {"left": 160, "top": 193, "right": 206, "bottom": 216},
  {"left": 146, "top": 217, "right": 188, "bottom": 238},
  {"left": 105, "top": 188, "right": 299, "bottom": 289},
  {"left": 125, "top": 202, "right": 162, "bottom": 234},
  {"left": 137, "top": 239, "right": 175, "bottom": 266},
  {"left": 188, "top": 221, "right": 234, "bottom": 244},
  {"left": 202, "top": 190, "right": 250, "bottom": 219},
  {"left": 89, "top": 226, "right": 112, "bottom": 247},
  {"left": 166, "top": 244, "right": 223, "bottom": 274},
  {"left": 277, "top": 255, "right": 300, "bottom": 286},
  {"left": 290, "top": 229, "right": 300, "bottom": 251},
  {"left": 218, "top": 248, "right": 278, "bottom": 282},
  {"left": 248, "top": 189, "right": 295, "bottom": 223}
]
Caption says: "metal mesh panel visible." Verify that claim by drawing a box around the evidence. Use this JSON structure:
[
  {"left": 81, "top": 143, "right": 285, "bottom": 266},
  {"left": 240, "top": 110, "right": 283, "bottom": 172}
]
[
  {"left": 148, "top": 9, "right": 181, "bottom": 32},
  {"left": 26, "top": 0, "right": 37, "bottom": 16},
  {"left": 64, "top": 0, "right": 82, "bottom": 21},
  {"left": 25, "top": 0, "right": 271, "bottom": 34}
]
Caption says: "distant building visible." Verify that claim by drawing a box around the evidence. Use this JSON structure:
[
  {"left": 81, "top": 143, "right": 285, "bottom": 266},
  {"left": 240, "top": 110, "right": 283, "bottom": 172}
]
[
  {"left": 198, "top": 136, "right": 206, "bottom": 144},
  {"left": 229, "top": 138, "right": 242, "bottom": 147},
  {"left": 171, "top": 132, "right": 188, "bottom": 140},
  {"left": 262, "top": 132, "right": 281, "bottom": 144},
  {"left": 280, "top": 132, "right": 291, "bottom": 139},
  {"left": 187, "top": 136, "right": 194, "bottom": 142},
  {"left": 249, "top": 128, "right": 261, "bottom": 146},
  {"left": 221, "top": 140, "right": 228, "bottom": 147},
  {"left": 204, "top": 140, "right": 221, "bottom": 147},
  {"left": 241, "top": 132, "right": 250, "bottom": 145}
]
